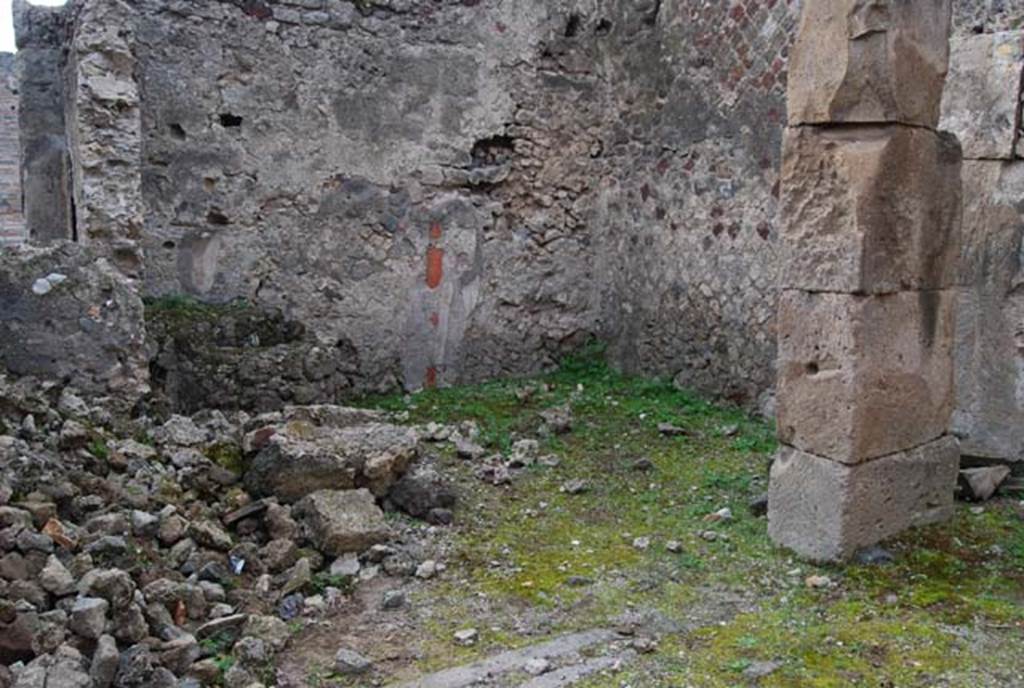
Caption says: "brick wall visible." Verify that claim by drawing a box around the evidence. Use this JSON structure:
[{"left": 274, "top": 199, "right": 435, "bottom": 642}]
[{"left": 0, "top": 53, "right": 24, "bottom": 246}]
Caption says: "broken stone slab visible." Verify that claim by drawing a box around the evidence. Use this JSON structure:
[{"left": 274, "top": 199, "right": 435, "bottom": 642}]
[
  {"left": 244, "top": 421, "right": 418, "bottom": 503},
  {"left": 952, "top": 161, "right": 1024, "bottom": 463},
  {"left": 940, "top": 31, "right": 1024, "bottom": 160},
  {"left": 293, "top": 489, "right": 391, "bottom": 556},
  {"left": 776, "top": 289, "right": 955, "bottom": 464},
  {"left": 768, "top": 437, "right": 959, "bottom": 562},
  {"left": 787, "top": 0, "right": 952, "bottom": 127},
  {"left": 780, "top": 125, "right": 962, "bottom": 294},
  {"left": 959, "top": 465, "right": 1012, "bottom": 502}
]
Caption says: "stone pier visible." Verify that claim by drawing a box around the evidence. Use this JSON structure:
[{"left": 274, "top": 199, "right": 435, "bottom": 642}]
[{"left": 768, "top": 0, "right": 963, "bottom": 562}]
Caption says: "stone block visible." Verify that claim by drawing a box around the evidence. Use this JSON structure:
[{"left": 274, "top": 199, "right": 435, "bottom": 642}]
[
  {"left": 293, "top": 489, "right": 391, "bottom": 556},
  {"left": 780, "top": 125, "right": 962, "bottom": 294},
  {"left": 787, "top": 0, "right": 952, "bottom": 127},
  {"left": 777, "top": 289, "right": 955, "bottom": 464},
  {"left": 768, "top": 437, "right": 959, "bottom": 562},
  {"left": 940, "top": 31, "right": 1024, "bottom": 160},
  {"left": 953, "top": 160, "right": 1024, "bottom": 461}
]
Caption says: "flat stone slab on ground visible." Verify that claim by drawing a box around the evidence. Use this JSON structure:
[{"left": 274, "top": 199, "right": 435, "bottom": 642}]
[{"left": 392, "top": 629, "right": 620, "bottom": 688}]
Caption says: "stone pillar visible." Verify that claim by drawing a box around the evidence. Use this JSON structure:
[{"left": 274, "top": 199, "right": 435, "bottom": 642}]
[
  {"left": 768, "top": 0, "right": 962, "bottom": 562},
  {"left": 65, "top": 0, "right": 144, "bottom": 277}
]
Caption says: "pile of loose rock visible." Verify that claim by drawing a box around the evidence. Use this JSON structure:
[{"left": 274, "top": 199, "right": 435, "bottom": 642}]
[{"left": 0, "top": 374, "right": 458, "bottom": 688}]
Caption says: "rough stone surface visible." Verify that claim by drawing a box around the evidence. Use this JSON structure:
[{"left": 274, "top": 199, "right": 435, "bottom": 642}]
[
  {"left": 953, "top": 161, "right": 1024, "bottom": 461},
  {"left": 776, "top": 289, "right": 956, "bottom": 464},
  {"left": 941, "top": 31, "right": 1024, "bottom": 160},
  {"left": 779, "top": 125, "right": 962, "bottom": 294},
  {"left": 0, "top": 243, "right": 149, "bottom": 410},
  {"left": 12, "top": 0, "right": 72, "bottom": 244},
  {"left": 245, "top": 419, "right": 418, "bottom": 502},
  {"left": 294, "top": 489, "right": 391, "bottom": 557},
  {"left": 66, "top": 0, "right": 144, "bottom": 276},
  {"left": 768, "top": 438, "right": 960, "bottom": 562},
  {"left": 960, "top": 465, "right": 1012, "bottom": 501},
  {"left": 787, "top": 0, "right": 953, "bottom": 127}
]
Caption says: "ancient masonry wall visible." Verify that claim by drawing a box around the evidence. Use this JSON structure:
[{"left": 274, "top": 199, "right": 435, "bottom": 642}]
[
  {"left": 0, "top": 54, "right": 24, "bottom": 246},
  {"left": 944, "top": 26, "right": 1024, "bottom": 463},
  {"left": 6, "top": 0, "right": 1024, "bottom": 420}
]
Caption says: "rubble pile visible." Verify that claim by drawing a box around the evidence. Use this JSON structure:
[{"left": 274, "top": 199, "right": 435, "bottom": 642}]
[{"left": 0, "top": 374, "right": 458, "bottom": 688}]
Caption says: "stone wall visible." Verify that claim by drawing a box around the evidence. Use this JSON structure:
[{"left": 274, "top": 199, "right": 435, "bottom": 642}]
[
  {"left": 9, "top": 0, "right": 1024, "bottom": 419},
  {"left": 127, "top": 0, "right": 802, "bottom": 407},
  {"left": 943, "top": 26, "right": 1024, "bottom": 463},
  {"left": 0, "top": 53, "right": 24, "bottom": 246}
]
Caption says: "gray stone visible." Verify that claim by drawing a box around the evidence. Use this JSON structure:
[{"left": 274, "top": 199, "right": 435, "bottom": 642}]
[
  {"left": 14, "top": 645, "right": 92, "bottom": 688},
  {"left": 768, "top": 438, "right": 959, "bottom": 562},
  {"left": 187, "top": 520, "right": 232, "bottom": 551},
  {"left": 329, "top": 552, "right": 360, "bottom": 578},
  {"left": 940, "top": 31, "right": 1024, "bottom": 160},
  {"left": 90, "top": 634, "right": 120, "bottom": 688},
  {"left": 387, "top": 465, "right": 457, "bottom": 519},
  {"left": 39, "top": 555, "right": 75, "bottom": 597},
  {"left": 68, "top": 596, "right": 109, "bottom": 639},
  {"left": 959, "top": 466, "right": 1012, "bottom": 501},
  {"left": 334, "top": 647, "right": 372, "bottom": 675},
  {"left": 294, "top": 489, "right": 390, "bottom": 556}
]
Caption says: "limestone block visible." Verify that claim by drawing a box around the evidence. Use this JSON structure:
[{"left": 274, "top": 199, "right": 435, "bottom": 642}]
[
  {"left": 780, "top": 125, "right": 962, "bottom": 293},
  {"left": 940, "top": 31, "right": 1024, "bottom": 160},
  {"left": 777, "top": 289, "right": 955, "bottom": 464},
  {"left": 787, "top": 0, "right": 952, "bottom": 127},
  {"left": 768, "top": 438, "right": 959, "bottom": 562},
  {"left": 953, "top": 160, "right": 1024, "bottom": 461}
]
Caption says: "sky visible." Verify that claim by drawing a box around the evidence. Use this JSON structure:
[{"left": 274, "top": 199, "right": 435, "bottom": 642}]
[{"left": 1, "top": 0, "right": 67, "bottom": 53}]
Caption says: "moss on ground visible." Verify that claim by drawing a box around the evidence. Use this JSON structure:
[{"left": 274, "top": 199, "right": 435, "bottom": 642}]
[{"left": 360, "top": 346, "right": 1024, "bottom": 686}]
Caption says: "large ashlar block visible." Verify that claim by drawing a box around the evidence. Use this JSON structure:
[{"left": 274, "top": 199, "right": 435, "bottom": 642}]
[
  {"left": 777, "top": 289, "right": 955, "bottom": 464},
  {"left": 768, "top": 438, "right": 959, "bottom": 562},
  {"left": 940, "top": 31, "right": 1024, "bottom": 161},
  {"left": 953, "top": 160, "right": 1024, "bottom": 461},
  {"left": 780, "top": 125, "right": 962, "bottom": 294},
  {"left": 787, "top": 0, "right": 952, "bottom": 127}
]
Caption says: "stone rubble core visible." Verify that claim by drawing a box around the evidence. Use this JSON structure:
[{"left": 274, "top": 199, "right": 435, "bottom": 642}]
[{"left": 769, "top": 0, "right": 962, "bottom": 562}]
